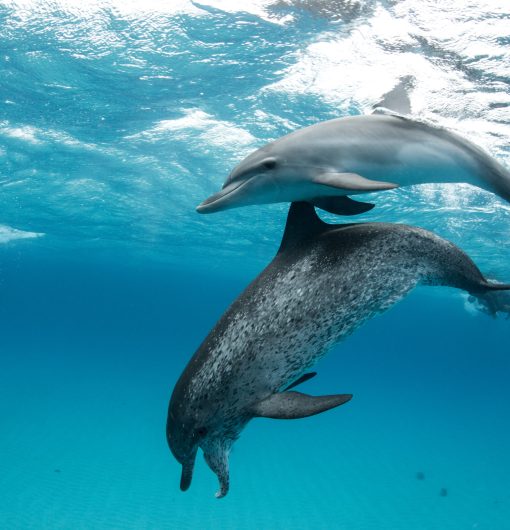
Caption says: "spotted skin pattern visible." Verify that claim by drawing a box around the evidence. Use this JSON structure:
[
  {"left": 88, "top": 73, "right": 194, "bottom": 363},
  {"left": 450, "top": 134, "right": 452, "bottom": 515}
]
[{"left": 167, "top": 202, "right": 510, "bottom": 498}]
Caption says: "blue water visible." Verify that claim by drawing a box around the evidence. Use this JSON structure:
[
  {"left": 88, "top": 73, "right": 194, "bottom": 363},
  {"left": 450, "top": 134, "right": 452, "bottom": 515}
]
[{"left": 1, "top": 1, "right": 510, "bottom": 528}]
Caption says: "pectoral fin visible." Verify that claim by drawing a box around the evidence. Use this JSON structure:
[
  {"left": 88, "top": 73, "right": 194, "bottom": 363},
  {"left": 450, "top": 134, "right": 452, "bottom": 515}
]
[
  {"left": 284, "top": 372, "right": 317, "bottom": 391},
  {"left": 312, "top": 196, "right": 375, "bottom": 215},
  {"left": 252, "top": 391, "right": 352, "bottom": 420},
  {"left": 313, "top": 172, "right": 398, "bottom": 192},
  {"left": 203, "top": 445, "right": 230, "bottom": 499}
]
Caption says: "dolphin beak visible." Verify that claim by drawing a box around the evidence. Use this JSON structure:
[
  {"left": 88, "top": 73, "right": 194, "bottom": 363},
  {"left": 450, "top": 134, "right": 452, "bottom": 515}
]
[
  {"left": 179, "top": 451, "right": 197, "bottom": 492},
  {"left": 196, "top": 179, "right": 250, "bottom": 214},
  {"left": 180, "top": 462, "right": 194, "bottom": 491}
]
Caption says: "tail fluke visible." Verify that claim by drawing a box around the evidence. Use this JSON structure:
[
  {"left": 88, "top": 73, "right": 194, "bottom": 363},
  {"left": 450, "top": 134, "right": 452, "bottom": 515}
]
[
  {"left": 481, "top": 280, "right": 510, "bottom": 291},
  {"left": 471, "top": 281, "right": 510, "bottom": 318}
]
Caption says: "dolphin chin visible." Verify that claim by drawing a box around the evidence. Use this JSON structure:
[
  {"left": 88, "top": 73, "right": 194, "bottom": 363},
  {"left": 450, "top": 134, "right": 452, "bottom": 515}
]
[{"left": 196, "top": 179, "right": 252, "bottom": 213}]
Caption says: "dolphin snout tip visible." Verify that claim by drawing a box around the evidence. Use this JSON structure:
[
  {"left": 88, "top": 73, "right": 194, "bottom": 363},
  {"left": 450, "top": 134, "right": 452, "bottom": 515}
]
[
  {"left": 195, "top": 202, "right": 210, "bottom": 214},
  {"left": 180, "top": 473, "right": 192, "bottom": 491},
  {"left": 196, "top": 179, "right": 250, "bottom": 214},
  {"left": 196, "top": 197, "right": 220, "bottom": 214},
  {"left": 180, "top": 461, "right": 195, "bottom": 492},
  {"left": 195, "top": 191, "right": 230, "bottom": 214},
  {"left": 196, "top": 202, "right": 225, "bottom": 214}
]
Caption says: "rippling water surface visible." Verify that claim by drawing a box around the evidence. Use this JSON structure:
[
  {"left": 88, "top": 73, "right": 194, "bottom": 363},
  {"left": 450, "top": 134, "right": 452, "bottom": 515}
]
[
  {"left": 1, "top": 1, "right": 509, "bottom": 529},
  {"left": 1, "top": 0, "right": 509, "bottom": 272}
]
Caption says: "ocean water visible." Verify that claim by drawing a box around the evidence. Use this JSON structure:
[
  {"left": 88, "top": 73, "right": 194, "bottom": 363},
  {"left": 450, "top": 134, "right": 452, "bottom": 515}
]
[{"left": 1, "top": 1, "right": 510, "bottom": 528}]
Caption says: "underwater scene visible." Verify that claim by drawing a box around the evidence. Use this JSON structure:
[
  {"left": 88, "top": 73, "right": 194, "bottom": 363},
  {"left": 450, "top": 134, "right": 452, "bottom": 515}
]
[{"left": 1, "top": 1, "right": 510, "bottom": 528}]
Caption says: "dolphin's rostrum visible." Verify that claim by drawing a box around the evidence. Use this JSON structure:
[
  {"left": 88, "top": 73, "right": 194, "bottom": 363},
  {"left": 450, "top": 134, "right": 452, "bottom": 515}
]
[
  {"left": 167, "top": 203, "right": 510, "bottom": 497},
  {"left": 197, "top": 111, "right": 510, "bottom": 215}
]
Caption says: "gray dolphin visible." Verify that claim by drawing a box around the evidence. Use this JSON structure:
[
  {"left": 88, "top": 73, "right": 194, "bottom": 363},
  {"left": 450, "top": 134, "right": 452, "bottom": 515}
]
[
  {"left": 197, "top": 110, "right": 510, "bottom": 215},
  {"left": 167, "top": 203, "right": 510, "bottom": 497}
]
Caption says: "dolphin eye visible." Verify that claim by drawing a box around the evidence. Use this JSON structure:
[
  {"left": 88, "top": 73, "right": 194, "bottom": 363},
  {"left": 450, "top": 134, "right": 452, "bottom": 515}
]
[
  {"left": 262, "top": 159, "right": 277, "bottom": 170},
  {"left": 196, "top": 427, "right": 207, "bottom": 437}
]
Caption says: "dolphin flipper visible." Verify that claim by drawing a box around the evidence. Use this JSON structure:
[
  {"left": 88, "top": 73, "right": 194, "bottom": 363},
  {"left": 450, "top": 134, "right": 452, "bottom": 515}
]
[
  {"left": 284, "top": 372, "right": 317, "bottom": 391},
  {"left": 312, "top": 196, "right": 375, "bottom": 215},
  {"left": 313, "top": 172, "right": 398, "bottom": 192},
  {"left": 203, "top": 445, "right": 230, "bottom": 499},
  {"left": 252, "top": 391, "right": 352, "bottom": 419}
]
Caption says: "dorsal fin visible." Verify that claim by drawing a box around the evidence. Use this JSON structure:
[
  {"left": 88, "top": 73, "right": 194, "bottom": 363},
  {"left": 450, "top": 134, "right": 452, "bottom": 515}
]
[
  {"left": 278, "top": 202, "right": 330, "bottom": 253},
  {"left": 372, "top": 75, "right": 415, "bottom": 115}
]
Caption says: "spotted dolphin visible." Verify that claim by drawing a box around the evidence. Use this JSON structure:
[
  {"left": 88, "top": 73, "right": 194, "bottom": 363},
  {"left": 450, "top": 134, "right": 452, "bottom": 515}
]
[
  {"left": 196, "top": 110, "right": 510, "bottom": 215},
  {"left": 167, "top": 203, "right": 510, "bottom": 497}
]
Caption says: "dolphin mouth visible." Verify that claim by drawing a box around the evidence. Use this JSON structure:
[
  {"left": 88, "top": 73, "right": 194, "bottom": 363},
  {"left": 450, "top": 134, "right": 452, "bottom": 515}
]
[{"left": 196, "top": 178, "right": 252, "bottom": 214}]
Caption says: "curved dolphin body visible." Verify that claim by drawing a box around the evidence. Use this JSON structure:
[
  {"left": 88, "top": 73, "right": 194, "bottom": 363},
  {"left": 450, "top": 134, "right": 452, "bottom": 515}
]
[
  {"left": 197, "top": 111, "right": 510, "bottom": 215},
  {"left": 167, "top": 203, "right": 510, "bottom": 497}
]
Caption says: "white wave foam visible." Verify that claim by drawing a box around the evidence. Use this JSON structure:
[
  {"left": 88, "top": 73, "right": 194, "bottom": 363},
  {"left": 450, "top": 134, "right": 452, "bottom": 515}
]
[
  {"left": 0, "top": 225, "right": 44, "bottom": 244},
  {"left": 2, "top": 0, "right": 200, "bottom": 16},
  {"left": 127, "top": 109, "right": 256, "bottom": 150},
  {"left": 0, "top": 121, "right": 121, "bottom": 156},
  {"left": 1, "top": 0, "right": 286, "bottom": 25},
  {"left": 0, "top": 124, "right": 42, "bottom": 145},
  {"left": 264, "top": 1, "right": 510, "bottom": 156},
  {"left": 265, "top": 6, "right": 456, "bottom": 112}
]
